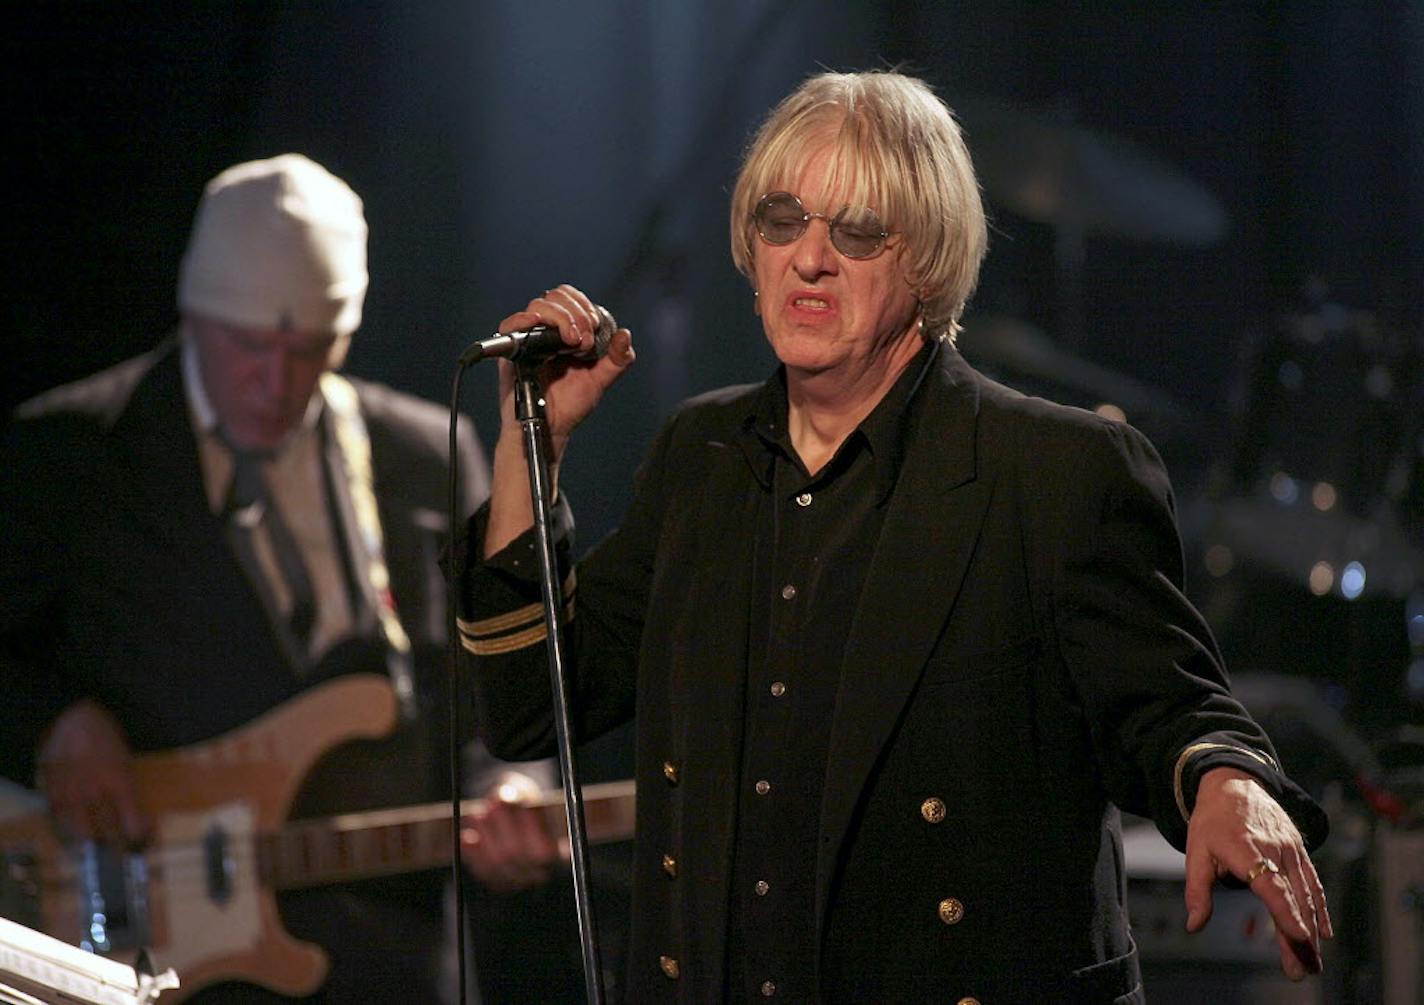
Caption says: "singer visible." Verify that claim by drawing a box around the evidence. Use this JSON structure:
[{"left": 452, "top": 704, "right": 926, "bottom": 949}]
[{"left": 459, "top": 71, "right": 1330, "bottom": 1002}]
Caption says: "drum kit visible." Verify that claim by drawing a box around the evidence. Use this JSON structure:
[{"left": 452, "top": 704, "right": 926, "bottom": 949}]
[{"left": 959, "top": 99, "right": 1424, "bottom": 1003}]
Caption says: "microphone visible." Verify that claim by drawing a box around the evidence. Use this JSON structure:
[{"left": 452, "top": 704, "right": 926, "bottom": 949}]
[{"left": 459, "top": 305, "right": 617, "bottom": 365}]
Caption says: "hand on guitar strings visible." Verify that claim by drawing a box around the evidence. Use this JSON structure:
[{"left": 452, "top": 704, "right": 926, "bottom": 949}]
[
  {"left": 35, "top": 699, "right": 151, "bottom": 848},
  {"left": 459, "top": 771, "right": 564, "bottom": 893}
]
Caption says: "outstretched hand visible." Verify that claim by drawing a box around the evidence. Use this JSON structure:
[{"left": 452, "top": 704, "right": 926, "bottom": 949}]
[{"left": 1183, "top": 766, "right": 1331, "bottom": 980}]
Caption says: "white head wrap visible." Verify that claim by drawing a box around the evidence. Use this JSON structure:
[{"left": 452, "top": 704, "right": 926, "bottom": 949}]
[{"left": 177, "top": 154, "right": 368, "bottom": 337}]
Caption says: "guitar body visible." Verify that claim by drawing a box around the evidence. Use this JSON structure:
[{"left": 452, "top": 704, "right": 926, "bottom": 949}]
[{"left": 0, "top": 673, "right": 399, "bottom": 1002}]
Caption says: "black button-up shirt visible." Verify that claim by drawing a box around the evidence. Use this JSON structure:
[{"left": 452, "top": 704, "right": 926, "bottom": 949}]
[{"left": 727, "top": 343, "right": 936, "bottom": 1001}]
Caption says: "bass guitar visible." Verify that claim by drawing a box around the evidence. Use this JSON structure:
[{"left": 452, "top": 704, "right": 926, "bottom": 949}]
[{"left": 0, "top": 674, "right": 635, "bottom": 1001}]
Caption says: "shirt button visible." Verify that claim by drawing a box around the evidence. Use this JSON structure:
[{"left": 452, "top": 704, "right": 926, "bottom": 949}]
[
  {"left": 938, "top": 897, "right": 966, "bottom": 925},
  {"left": 770, "top": 681, "right": 786, "bottom": 697},
  {"left": 755, "top": 879, "right": 770, "bottom": 896},
  {"left": 760, "top": 980, "right": 777, "bottom": 997},
  {"left": 755, "top": 779, "right": 771, "bottom": 796},
  {"left": 780, "top": 584, "right": 797, "bottom": 600},
  {"left": 795, "top": 492, "right": 812, "bottom": 507}
]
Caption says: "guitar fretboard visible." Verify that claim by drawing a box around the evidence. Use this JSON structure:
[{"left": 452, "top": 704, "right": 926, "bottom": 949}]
[{"left": 257, "top": 779, "right": 635, "bottom": 890}]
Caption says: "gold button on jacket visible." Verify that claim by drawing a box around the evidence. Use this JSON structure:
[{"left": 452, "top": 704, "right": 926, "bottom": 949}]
[
  {"left": 938, "top": 897, "right": 965, "bottom": 925},
  {"left": 662, "top": 853, "right": 678, "bottom": 877},
  {"left": 659, "top": 955, "right": 680, "bottom": 979},
  {"left": 956, "top": 998, "right": 981, "bottom": 1005},
  {"left": 920, "top": 796, "right": 947, "bottom": 823},
  {"left": 662, "top": 760, "right": 679, "bottom": 784}
]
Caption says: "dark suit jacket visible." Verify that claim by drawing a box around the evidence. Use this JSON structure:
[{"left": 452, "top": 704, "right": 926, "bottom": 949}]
[
  {"left": 463, "top": 343, "right": 1326, "bottom": 1003},
  {"left": 0, "top": 338, "right": 490, "bottom": 1000}
]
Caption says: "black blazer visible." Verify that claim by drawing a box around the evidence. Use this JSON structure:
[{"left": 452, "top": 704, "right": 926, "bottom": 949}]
[{"left": 465, "top": 343, "right": 1326, "bottom": 1003}]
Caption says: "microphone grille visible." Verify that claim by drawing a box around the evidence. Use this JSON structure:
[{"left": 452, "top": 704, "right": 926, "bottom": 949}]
[{"left": 591, "top": 304, "right": 617, "bottom": 358}]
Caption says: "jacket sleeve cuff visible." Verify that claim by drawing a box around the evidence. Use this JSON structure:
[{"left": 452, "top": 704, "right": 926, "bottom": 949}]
[
  {"left": 456, "top": 495, "right": 576, "bottom": 657},
  {"left": 1174, "top": 740, "right": 1330, "bottom": 851}
]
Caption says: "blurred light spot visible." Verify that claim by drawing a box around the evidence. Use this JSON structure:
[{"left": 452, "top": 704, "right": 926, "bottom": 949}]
[
  {"left": 1308, "top": 561, "right": 1334, "bottom": 596},
  {"left": 1094, "top": 403, "right": 1127, "bottom": 423},
  {"left": 1277, "top": 359, "right": 1304, "bottom": 390},
  {"left": 1408, "top": 613, "right": 1424, "bottom": 647},
  {"left": 1340, "top": 562, "right": 1366, "bottom": 600},
  {"left": 1269, "top": 471, "right": 1298, "bottom": 505},
  {"left": 1311, "top": 482, "right": 1337, "bottom": 512},
  {"left": 1204, "top": 544, "right": 1234, "bottom": 578}
]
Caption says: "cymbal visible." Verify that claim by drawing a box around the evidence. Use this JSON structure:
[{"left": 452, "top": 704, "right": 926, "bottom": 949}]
[
  {"left": 957, "top": 98, "right": 1229, "bottom": 246},
  {"left": 958, "top": 314, "right": 1190, "bottom": 421}
]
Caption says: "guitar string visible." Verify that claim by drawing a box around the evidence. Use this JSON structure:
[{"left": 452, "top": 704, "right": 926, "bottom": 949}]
[
  {"left": 38, "top": 832, "right": 460, "bottom": 894},
  {"left": 29, "top": 796, "right": 630, "bottom": 894}
]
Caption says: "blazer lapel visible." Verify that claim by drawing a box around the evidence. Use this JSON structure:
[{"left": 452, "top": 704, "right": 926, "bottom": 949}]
[
  {"left": 815, "top": 348, "right": 995, "bottom": 930},
  {"left": 108, "top": 346, "right": 226, "bottom": 556},
  {"left": 107, "top": 345, "right": 291, "bottom": 667}
]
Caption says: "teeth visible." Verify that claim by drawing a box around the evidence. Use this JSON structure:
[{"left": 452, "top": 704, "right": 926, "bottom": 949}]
[{"left": 794, "top": 297, "right": 829, "bottom": 308}]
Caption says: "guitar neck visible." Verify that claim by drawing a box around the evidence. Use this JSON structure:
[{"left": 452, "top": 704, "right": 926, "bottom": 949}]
[{"left": 260, "top": 779, "right": 635, "bottom": 891}]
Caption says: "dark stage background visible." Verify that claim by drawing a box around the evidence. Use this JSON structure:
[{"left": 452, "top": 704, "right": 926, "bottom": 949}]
[{"left": 4, "top": 3, "right": 1424, "bottom": 1002}]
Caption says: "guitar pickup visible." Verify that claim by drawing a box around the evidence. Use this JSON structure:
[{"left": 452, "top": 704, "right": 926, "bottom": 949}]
[{"left": 204, "top": 825, "right": 235, "bottom": 905}]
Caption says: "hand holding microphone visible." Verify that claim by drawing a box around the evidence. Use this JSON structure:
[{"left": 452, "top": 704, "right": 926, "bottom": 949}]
[
  {"left": 481, "top": 284, "right": 635, "bottom": 557},
  {"left": 460, "top": 302, "right": 619, "bottom": 364}
]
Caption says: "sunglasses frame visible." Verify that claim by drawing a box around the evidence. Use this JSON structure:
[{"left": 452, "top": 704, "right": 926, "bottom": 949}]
[{"left": 751, "top": 191, "right": 891, "bottom": 260}]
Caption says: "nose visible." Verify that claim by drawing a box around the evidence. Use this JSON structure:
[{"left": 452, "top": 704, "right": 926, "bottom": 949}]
[
  {"left": 792, "top": 216, "right": 839, "bottom": 281},
  {"left": 259, "top": 347, "right": 294, "bottom": 400}
]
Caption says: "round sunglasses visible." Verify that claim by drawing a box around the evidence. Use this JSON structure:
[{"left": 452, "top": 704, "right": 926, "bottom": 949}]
[{"left": 751, "top": 191, "right": 891, "bottom": 259}]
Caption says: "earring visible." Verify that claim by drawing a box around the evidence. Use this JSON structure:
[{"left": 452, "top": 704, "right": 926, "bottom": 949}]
[{"left": 752, "top": 290, "right": 760, "bottom": 316}]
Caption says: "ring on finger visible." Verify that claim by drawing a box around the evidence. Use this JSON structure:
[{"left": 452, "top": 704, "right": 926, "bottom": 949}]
[{"left": 1246, "top": 857, "right": 1280, "bottom": 883}]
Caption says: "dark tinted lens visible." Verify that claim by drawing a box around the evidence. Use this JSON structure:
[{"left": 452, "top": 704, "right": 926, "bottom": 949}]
[
  {"left": 754, "top": 193, "right": 807, "bottom": 244},
  {"left": 830, "top": 205, "right": 886, "bottom": 258}
]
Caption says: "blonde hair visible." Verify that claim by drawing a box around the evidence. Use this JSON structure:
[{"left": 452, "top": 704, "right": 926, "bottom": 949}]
[{"left": 730, "top": 71, "right": 987, "bottom": 341}]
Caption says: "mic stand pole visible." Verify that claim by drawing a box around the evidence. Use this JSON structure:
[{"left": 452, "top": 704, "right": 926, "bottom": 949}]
[{"left": 514, "top": 362, "right": 604, "bottom": 1005}]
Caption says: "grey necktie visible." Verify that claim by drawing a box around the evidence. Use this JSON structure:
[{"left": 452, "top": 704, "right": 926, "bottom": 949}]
[{"left": 224, "top": 445, "right": 317, "bottom": 656}]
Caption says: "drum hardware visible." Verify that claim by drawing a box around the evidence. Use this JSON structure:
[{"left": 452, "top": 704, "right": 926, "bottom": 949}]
[
  {"left": 959, "top": 96, "right": 1229, "bottom": 351},
  {"left": 1206, "top": 298, "right": 1422, "bottom": 600},
  {"left": 956, "top": 313, "right": 1194, "bottom": 458},
  {"left": 958, "top": 97, "right": 1229, "bottom": 248}
]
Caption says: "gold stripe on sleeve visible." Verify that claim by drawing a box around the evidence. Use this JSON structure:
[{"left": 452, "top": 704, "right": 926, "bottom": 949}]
[
  {"left": 462, "top": 621, "right": 549, "bottom": 656},
  {"left": 459, "top": 599, "right": 577, "bottom": 656},
  {"left": 458, "top": 572, "right": 577, "bottom": 638},
  {"left": 1173, "top": 741, "right": 1278, "bottom": 822}
]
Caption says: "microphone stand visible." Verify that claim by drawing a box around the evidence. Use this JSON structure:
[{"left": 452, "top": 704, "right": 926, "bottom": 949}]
[{"left": 513, "top": 361, "right": 604, "bottom": 1005}]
